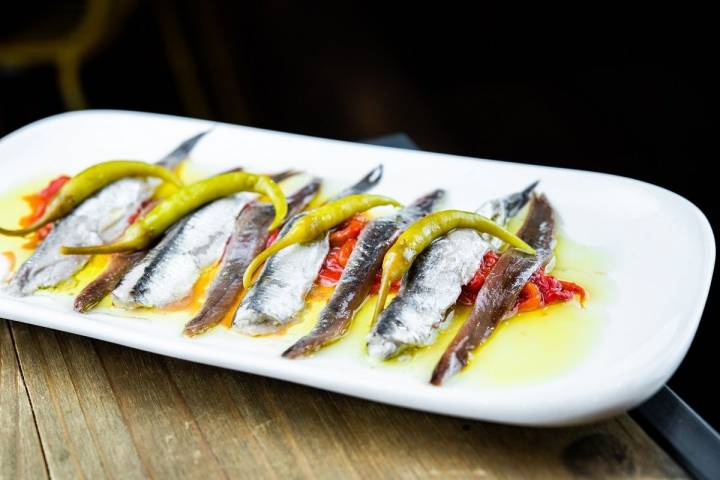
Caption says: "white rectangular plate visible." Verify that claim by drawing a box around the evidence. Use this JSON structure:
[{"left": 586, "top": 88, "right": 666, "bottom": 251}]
[{"left": 0, "top": 110, "right": 714, "bottom": 426}]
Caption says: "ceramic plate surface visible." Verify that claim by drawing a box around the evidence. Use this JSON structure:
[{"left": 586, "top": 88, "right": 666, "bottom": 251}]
[{"left": 0, "top": 110, "right": 714, "bottom": 426}]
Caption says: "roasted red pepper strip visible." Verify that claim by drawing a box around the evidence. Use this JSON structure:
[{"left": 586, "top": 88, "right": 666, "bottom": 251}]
[
  {"left": 316, "top": 216, "right": 368, "bottom": 286},
  {"left": 20, "top": 175, "right": 71, "bottom": 227},
  {"left": 531, "top": 271, "right": 587, "bottom": 306},
  {"left": 517, "top": 282, "right": 543, "bottom": 312},
  {"left": 458, "top": 251, "right": 499, "bottom": 305},
  {"left": 20, "top": 175, "right": 71, "bottom": 248},
  {"left": 316, "top": 239, "right": 359, "bottom": 286},
  {"left": 458, "top": 262, "right": 587, "bottom": 312},
  {"left": 560, "top": 281, "right": 587, "bottom": 304},
  {"left": 317, "top": 246, "right": 344, "bottom": 286},
  {"left": 459, "top": 258, "right": 586, "bottom": 312},
  {"left": 315, "top": 215, "right": 402, "bottom": 293},
  {"left": 329, "top": 216, "right": 367, "bottom": 247},
  {"left": 265, "top": 228, "right": 280, "bottom": 248},
  {"left": 336, "top": 238, "right": 356, "bottom": 268}
]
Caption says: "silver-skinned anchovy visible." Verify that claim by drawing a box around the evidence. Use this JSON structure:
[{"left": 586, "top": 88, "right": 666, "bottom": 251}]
[
  {"left": 72, "top": 165, "right": 292, "bottom": 313},
  {"left": 111, "top": 195, "right": 253, "bottom": 308},
  {"left": 110, "top": 171, "right": 296, "bottom": 309},
  {"left": 182, "top": 178, "right": 321, "bottom": 336},
  {"left": 283, "top": 189, "right": 444, "bottom": 357},
  {"left": 366, "top": 182, "right": 537, "bottom": 360},
  {"left": 431, "top": 193, "right": 554, "bottom": 385},
  {"left": 6, "top": 131, "right": 209, "bottom": 296},
  {"left": 232, "top": 165, "right": 383, "bottom": 335}
]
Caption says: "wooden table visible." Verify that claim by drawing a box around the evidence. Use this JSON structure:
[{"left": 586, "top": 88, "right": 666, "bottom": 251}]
[{"left": 1, "top": 318, "right": 686, "bottom": 479}]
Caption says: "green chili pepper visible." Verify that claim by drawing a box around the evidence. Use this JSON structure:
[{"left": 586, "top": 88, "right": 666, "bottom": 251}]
[
  {"left": 0, "top": 160, "right": 182, "bottom": 237},
  {"left": 243, "top": 194, "right": 402, "bottom": 288},
  {"left": 61, "top": 171, "right": 287, "bottom": 255},
  {"left": 370, "top": 210, "right": 536, "bottom": 327}
]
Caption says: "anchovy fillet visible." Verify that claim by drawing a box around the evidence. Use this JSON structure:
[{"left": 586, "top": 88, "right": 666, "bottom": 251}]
[
  {"left": 72, "top": 199, "right": 159, "bottom": 312},
  {"left": 108, "top": 169, "right": 299, "bottom": 309},
  {"left": 111, "top": 194, "right": 253, "bottom": 308},
  {"left": 232, "top": 165, "right": 383, "bottom": 335},
  {"left": 72, "top": 168, "right": 292, "bottom": 312},
  {"left": 431, "top": 194, "right": 555, "bottom": 385},
  {"left": 283, "top": 189, "right": 444, "bottom": 357},
  {"left": 5, "top": 131, "right": 208, "bottom": 296},
  {"left": 366, "top": 182, "right": 537, "bottom": 360},
  {"left": 183, "top": 178, "right": 321, "bottom": 336},
  {"left": 73, "top": 251, "right": 145, "bottom": 312}
]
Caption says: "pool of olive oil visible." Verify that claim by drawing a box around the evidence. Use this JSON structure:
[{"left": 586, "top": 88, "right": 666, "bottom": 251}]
[{"left": 0, "top": 176, "right": 59, "bottom": 277}]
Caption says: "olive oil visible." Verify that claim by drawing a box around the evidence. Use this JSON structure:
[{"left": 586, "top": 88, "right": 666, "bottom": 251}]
[
  {"left": 53, "top": 253, "right": 111, "bottom": 294},
  {"left": 0, "top": 176, "right": 59, "bottom": 275}
]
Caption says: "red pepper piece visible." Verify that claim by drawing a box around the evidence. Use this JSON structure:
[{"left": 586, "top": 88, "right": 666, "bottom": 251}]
[
  {"left": 316, "top": 216, "right": 368, "bottom": 287},
  {"left": 317, "top": 245, "right": 344, "bottom": 286},
  {"left": 265, "top": 228, "right": 280, "bottom": 248},
  {"left": 20, "top": 175, "right": 71, "bottom": 249},
  {"left": 336, "top": 238, "right": 356, "bottom": 268},
  {"left": 20, "top": 175, "right": 71, "bottom": 227},
  {"left": 329, "top": 216, "right": 367, "bottom": 247},
  {"left": 458, "top": 251, "right": 500, "bottom": 305},
  {"left": 517, "top": 282, "right": 543, "bottom": 312}
]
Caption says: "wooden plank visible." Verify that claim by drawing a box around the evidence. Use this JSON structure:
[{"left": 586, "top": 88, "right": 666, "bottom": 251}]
[
  {"left": 10, "top": 323, "right": 147, "bottom": 479},
  {"left": 92, "top": 341, "right": 228, "bottom": 479},
  {"left": 7, "top": 320, "right": 686, "bottom": 479},
  {"left": 52, "top": 331, "right": 148, "bottom": 478},
  {"left": 164, "top": 354, "right": 687, "bottom": 479},
  {"left": 297, "top": 383, "right": 687, "bottom": 479},
  {"left": 162, "top": 359, "right": 281, "bottom": 478},
  {"left": 0, "top": 320, "right": 47, "bottom": 480}
]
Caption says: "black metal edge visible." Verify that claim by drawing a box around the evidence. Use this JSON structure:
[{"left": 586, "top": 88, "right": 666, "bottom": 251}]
[
  {"left": 631, "top": 386, "right": 720, "bottom": 480},
  {"left": 361, "top": 132, "right": 720, "bottom": 480},
  {"left": 362, "top": 133, "right": 419, "bottom": 150}
]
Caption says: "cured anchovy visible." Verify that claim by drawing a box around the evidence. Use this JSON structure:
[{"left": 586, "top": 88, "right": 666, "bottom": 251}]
[
  {"left": 74, "top": 251, "right": 145, "bottom": 312},
  {"left": 232, "top": 165, "right": 383, "bottom": 335},
  {"left": 328, "top": 165, "right": 383, "bottom": 202},
  {"left": 283, "top": 189, "right": 445, "bottom": 358},
  {"left": 182, "top": 178, "right": 321, "bottom": 336},
  {"left": 431, "top": 194, "right": 555, "bottom": 385},
  {"left": 75, "top": 169, "right": 292, "bottom": 312},
  {"left": 111, "top": 195, "right": 252, "bottom": 308},
  {"left": 366, "top": 182, "right": 537, "bottom": 360},
  {"left": 72, "top": 165, "right": 256, "bottom": 312},
  {"left": 6, "top": 131, "right": 208, "bottom": 296},
  {"left": 74, "top": 197, "right": 162, "bottom": 312},
  {"left": 110, "top": 170, "right": 296, "bottom": 309}
]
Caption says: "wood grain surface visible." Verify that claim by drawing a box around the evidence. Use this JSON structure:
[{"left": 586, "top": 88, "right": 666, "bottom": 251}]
[{"left": 1, "top": 319, "right": 686, "bottom": 479}]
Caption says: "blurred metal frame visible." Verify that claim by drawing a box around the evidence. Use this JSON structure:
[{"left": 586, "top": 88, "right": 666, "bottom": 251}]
[{"left": 0, "top": 0, "right": 138, "bottom": 109}]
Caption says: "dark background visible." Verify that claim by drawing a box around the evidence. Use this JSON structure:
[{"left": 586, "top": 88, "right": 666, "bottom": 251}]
[{"left": 1, "top": 2, "right": 716, "bottom": 427}]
